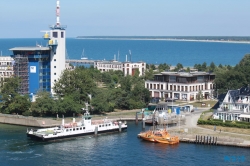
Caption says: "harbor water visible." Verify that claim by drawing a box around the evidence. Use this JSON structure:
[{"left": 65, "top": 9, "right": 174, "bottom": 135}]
[{"left": 0, "top": 122, "right": 249, "bottom": 166}]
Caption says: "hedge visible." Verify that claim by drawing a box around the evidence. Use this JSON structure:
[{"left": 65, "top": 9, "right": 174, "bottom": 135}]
[{"left": 197, "top": 119, "right": 250, "bottom": 129}]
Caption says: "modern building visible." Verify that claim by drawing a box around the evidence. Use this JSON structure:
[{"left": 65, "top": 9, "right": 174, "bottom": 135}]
[
  {"left": 9, "top": 0, "right": 66, "bottom": 95},
  {"left": 94, "top": 60, "right": 146, "bottom": 76},
  {"left": 213, "top": 87, "right": 250, "bottom": 122},
  {"left": 145, "top": 71, "right": 215, "bottom": 101}
]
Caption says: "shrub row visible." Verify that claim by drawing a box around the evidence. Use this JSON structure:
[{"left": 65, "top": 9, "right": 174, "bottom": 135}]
[{"left": 197, "top": 119, "right": 250, "bottom": 129}]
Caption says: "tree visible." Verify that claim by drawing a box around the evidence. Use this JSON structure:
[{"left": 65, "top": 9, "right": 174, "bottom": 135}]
[
  {"left": 197, "top": 90, "right": 203, "bottom": 102},
  {"left": 174, "top": 63, "right": 183, "bottom": 71},
  {"left": 209, "top": 62, "right": 216, "bottom": 72},
  {"left": 0, "top": 77, "right": 31, "bottom": 114},
  {"left": 201, "top": 62, "right": 207, "bottom": 71},
  {"left": 53, "top": 67, "right": 96, "bottom": 105},
  {"left": 30, "top": 91, "right": 57, "bottom": 117}
]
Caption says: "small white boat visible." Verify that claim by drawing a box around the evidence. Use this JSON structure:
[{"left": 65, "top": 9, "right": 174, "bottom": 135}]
[
  {"left": 81, "top": 49, "right": 88, "bottom": 60},
  {"left": 27, "top": 110, "right": 127, "bottom": 141}
]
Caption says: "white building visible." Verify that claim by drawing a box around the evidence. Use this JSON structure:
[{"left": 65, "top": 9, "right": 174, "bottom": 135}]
[
  {"left": 213, "top": 87, "right": 250, "bottom": 122},
  {"left": 145, "top": 71, "right": 215, "bottom": 101},
  {"left": 0, "top": 56, "right": 14, "bottom": 82},
  {"left": 94, "top": 60, "right": 146, "bottom": 76}
]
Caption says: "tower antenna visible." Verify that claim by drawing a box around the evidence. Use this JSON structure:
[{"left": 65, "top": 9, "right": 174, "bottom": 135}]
[{"left": 56, "top": 0, "right": 60, "bottom": 27}]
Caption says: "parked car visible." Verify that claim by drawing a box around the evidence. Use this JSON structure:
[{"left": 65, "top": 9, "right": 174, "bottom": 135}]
[{"left": 165, "top": 98, "right": 176, "bottom": 102}]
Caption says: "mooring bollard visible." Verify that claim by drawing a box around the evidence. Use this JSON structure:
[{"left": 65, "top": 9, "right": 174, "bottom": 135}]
[
  {"left": 200, "top": 135, "right": 202, "bottom": 144},
  {"left": 135, "top": 112, "right": 138, "bottom": 124},
  {"left": 95, "top": 126, "right": 98, "bottom": 135},
  {"left": 204, "top": 136, "right": 206, "bottom": 144},
  {"left": 119, "top": 121, "right": 122, "bottom": 132},
  {"left": 209, "top": 136, "right": 211, "bottom": 145},
  {"left": 196, "top": 135, "right": 197, "bottom": 144},
  {"left": 142, "top": 118, "right": 145, "bottom": 129},
  {"left": 212, "top": 137, "right": 214, "bottom": 145},
  {"left": 206, "top": 136, "right": 209, "bottom": 144}
]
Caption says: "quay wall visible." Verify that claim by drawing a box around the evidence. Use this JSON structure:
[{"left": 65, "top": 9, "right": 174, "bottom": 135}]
[
  {"left": 0, "top": 114, "right": 138, "bottom": 127},
  {"left": 0, "top": 116, "right": 40, "bottom": 127}
]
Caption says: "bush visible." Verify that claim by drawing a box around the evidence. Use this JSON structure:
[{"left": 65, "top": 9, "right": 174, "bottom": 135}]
[
  {"left": 22, "top": 110, "right": 31, "bottom": 116},
  {"left": 197, "top": 119, "right": 250, "bottom": 129}
]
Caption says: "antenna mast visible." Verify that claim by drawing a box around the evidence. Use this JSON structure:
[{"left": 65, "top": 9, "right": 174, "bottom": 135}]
[{"left": 56, "top": 0, "right": 60, "bottom": 27}]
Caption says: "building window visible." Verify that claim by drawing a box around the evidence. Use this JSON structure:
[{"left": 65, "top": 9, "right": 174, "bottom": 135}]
[
  {"left": 61, "top": 32, "right": 64, "bottom": 38},
  {"left": 54, "top": 80, "right": 56, "bottom": 82},
  {"left": 54, "top": 59, "right": 56, "bottom": 61},
  {"left": 54, "top": 73, "right": 56, "bottom": 75},
  {"left": 54, "top": 66, "right": 56, "bottom": 68},
  {"left": 53, "top": 32, "right": 58, "bottom": 38}
]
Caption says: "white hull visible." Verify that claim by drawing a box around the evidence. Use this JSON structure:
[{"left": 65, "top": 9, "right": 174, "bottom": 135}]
[
  {"left": 27, "top": 111, "right": 127, "bottom": 141},
  {"left": 27, "top": 122, "right": 127, "bottom": 141}
]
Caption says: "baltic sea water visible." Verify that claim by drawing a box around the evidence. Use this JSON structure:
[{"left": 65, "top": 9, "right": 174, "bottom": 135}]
[
  {"left": 0, "top": 38, "right": 250, "bottom": 165},
  {"left": 0, "top": 38, "right": 250, "bottom": 66}
]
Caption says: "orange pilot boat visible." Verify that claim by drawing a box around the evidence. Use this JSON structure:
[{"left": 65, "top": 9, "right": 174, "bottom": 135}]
[{"left": 138, "top": 129, "right": 179, "bottom": 144}]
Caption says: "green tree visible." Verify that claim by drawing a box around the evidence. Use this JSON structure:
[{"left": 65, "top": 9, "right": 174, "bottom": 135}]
[
  {"left": 197, "top": 90, "right": 203, "bottom": 102},
  {"left": 30, "top": 91, "right": 56, "bottom": 117},
  {"left": 202, "top": 62, "right": 207, "bottom": 71},
  {"left": 0, "top": 77, "right": 31, "bottom": 114},
  {"left": 209, "top": 62, "right": 216, "bottom": 72}
]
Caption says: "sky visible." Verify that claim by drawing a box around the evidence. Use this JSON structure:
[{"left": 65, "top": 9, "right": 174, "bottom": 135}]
[{"left": 0, "top": 0, "right": 250, "bottom": 38}]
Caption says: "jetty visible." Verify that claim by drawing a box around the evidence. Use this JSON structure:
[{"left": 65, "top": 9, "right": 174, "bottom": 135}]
[{"left": 171, "top": 131, "right": 250, "bottom": 148}]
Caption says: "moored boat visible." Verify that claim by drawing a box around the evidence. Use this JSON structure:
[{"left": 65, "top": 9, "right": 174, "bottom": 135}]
[
  {"left": 27, "top": 110, "right": 127, "bottom": 141},
  {"left": 138, "top": 128, "right": 179, "bottom": 144}
]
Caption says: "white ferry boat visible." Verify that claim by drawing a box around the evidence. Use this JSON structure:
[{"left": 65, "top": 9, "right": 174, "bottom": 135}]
[{"left": 27, "top": 111, "right": 127, "bottom": 141}]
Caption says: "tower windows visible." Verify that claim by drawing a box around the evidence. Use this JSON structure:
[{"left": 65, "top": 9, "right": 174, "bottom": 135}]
[
  {"left": 54, "top": 66, "right": 56, "bottom": 68},
  {"left": 61, "top": 32, "right": 64, "bottom": 38},
  {"left": 54, "top": 59, "right": 56, "bottom": 61},
  {"left": 53, "top": 32, "right": 58, "bottom": 38},
  {"left": 54, "top": 73, "right": 56, "bottom": 75}
]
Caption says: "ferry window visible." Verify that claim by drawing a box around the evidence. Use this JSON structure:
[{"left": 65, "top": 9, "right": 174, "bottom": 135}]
[
  {"left": 54, "top": 80, "right": 56, "bottom": 82},
  {"left": 109, "top": 124, "right": 111, "bottom": 126},
  {"left": 83, "top": 127, "right": 85, "bottom": 129},
  {"left": 61, "top": 32, "right": 64, "bottom": 38},
  {"left": 73, "top": 129, "right": 75, "bottom": 131},
  {"left": 80, "top": 127, "right": 82, "bottom": 130},
  {"left": 66, "top": 129, "right": 68, "bottom": 132},
  {"left": 106, "top": 124, "right": 107, "bottom": 126},
  {"left": 70, "top": 129, "right": 72, "bottom": 131},
  {"left": 99, "top": 125, "right": 101, "bottom": 127},
  {"left": 77, "top": 128, "right": 79, "bottom": 130},
  {"left": 54, "top": 73, "right": 56, "bottom": 75},
  {"left": 54, "top": 66, "right": 56, "bottom": 68},
  {"left": 54, "top": 59, "right": 56, "bottom": 61},
  {"left": 53, "top": 32, "right": 58, "bottom": 38},
  {"left": 102, "top": 125, "right": 104, "bottom": 127}
]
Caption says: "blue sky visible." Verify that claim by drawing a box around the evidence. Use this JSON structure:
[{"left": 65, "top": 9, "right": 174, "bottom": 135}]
[{"left": 0, "top": 0, "right": 249, "bottom": 38}]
